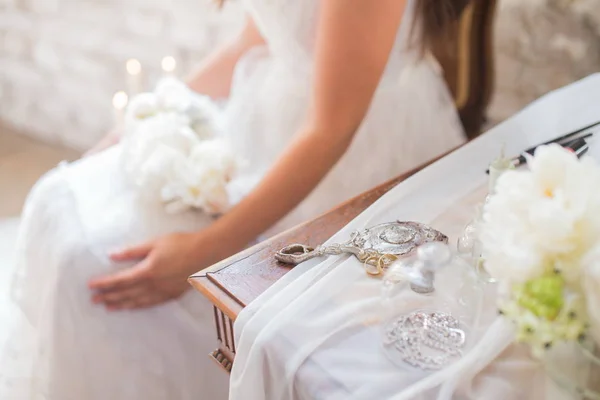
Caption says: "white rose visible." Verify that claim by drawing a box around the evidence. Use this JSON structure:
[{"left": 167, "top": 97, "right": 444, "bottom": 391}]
[
  {"left": 134, "top": 144, "right": 184, "bottom": 195},
  {"left": 124, "top": 92, "right": 159, "bottom": 131},
  {"left": 129, "top": 113, "right": 197, "bottom": 154},
  {"left": 188, "top": 138, "right": 237, "bottom": 178},
  {"left": 196, "top": 170, "right": 231, "bottom": 215},
  {"left": 186, "top": 94, "right": 223, "bottom": 139},
  {"left": 154, "top": 77, "right": 194, "bottom": 112},
  {"left": 122, "top": 113, "right": 200, "bottom": 187},
  {"left": 153, "top": 78, "right": 222, "bottom": 140},
  {"left": 160, "top": 163, "right": 229, "bottom": 215},
  {"left": 120, "top": 78, "right": 234, "bottom": 215},
  {"left": 480, "top": 171, "right": 546, "bottom": 283},
  {"left": 158, "top": 139, "right": 239, "bottom": 215}
]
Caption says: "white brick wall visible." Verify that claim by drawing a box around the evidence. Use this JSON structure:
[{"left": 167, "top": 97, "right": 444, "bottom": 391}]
[
  {"left": 1, "top": 0, "right": 599, "bottom": 150},
  {"left": 0, "top": 0, "right": 244, "bottom": 151},
  {"left": 489, "top": 0, "right": 600, "bottom": 124}
]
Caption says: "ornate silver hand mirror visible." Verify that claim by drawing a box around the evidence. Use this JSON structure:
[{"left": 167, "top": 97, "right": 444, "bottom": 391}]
[{"left": 275, "top": 221, "right": 448, "bottom": 276}]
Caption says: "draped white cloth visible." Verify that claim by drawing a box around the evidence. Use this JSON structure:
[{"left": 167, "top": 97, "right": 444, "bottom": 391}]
[
  {"left": 230, "top": 74, "right": 600, "bottom": 400},
  {"left": 0, "top": 0, "right": 464, "bottom": 398}
]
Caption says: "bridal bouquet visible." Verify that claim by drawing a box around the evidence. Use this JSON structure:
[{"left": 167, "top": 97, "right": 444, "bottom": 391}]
[
  {"left": 479, "top": 144, "right": 600, "bottom": 356},
  {"left": 120, "top": 77, "right": 240, "bottom": 215}
]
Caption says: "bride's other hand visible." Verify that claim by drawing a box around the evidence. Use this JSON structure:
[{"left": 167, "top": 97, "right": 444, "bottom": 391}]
[{"left": 88, "top": 231, "right": 214, "bottom": 310}]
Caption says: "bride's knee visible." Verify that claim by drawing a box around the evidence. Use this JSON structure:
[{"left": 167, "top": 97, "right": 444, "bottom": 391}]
[
  {"left": 19, "top": 167, "right": 77, "bottom": 244},
  {"left": 24, "top": 168, "right": 68, "bottom": 210}
]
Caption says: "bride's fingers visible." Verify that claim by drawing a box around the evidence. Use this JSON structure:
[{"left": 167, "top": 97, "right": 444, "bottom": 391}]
[
  {"left": 109, "top": 242, "right": 154, "bottom": 262},
  {"left": 92, "top": 283, "right": 150, "bottom": 305},
  {"left": 88, "top": 258, "right": 153, "bottom": 291},
  {"left": 109, "top": 294, "right": 167, "bottom": 311}
]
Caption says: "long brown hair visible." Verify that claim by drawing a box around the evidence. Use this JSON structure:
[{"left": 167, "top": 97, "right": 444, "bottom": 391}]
[
  {"left": 215, "top": 0, "right": 470, "bottom": 54},
  {"left": 414, "top": 0, "right": 471, "bottom": 54}
]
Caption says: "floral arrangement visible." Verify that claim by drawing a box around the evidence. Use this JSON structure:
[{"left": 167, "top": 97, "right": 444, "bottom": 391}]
[
  {"left": 479, "top": 144, "right": 600, "bottom": 356},
  {"left": 120, "top": 78, "right": 240, "bottom": 215}
]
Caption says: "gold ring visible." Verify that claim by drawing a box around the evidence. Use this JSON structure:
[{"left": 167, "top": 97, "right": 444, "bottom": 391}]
[{"left": 363, "top": 255, "right": 381, "bottom": 276}]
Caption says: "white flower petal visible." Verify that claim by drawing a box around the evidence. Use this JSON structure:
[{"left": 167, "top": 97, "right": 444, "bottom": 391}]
[
  {"left": 120, "top": 78, "right": 239, "bottom": 216},
  {"left": 125, "top": 92, "right": 159, "bottom": 127},
  {"left": 155, "top": 77, "right": 194, "bottom": 112},
  {"left": 480, "top": 144, "right": 600, "bottom": 285}
]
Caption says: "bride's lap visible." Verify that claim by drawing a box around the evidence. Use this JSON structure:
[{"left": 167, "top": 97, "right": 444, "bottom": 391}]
[
  {"left": 7, "top": 164, "right": 225, "bottom": 399},
  {"left": 15, "top": 147, "right": 213, "bottom": 313},
  {"left": 9, "top": 149, "right": 223, "bottom": 392}
]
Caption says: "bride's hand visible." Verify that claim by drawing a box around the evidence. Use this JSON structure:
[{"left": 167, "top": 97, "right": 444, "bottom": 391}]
[{"left": 88, "top": 232, "right": 210, "bottom": 310}]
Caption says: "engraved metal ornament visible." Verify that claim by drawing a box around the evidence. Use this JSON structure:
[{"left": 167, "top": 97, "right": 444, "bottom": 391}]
[
  {"left": 383, "top": 311, "right": 466, "bottom": 370},
  {"left": 275, "top": 221, "right": 448, "bottom": 276}
]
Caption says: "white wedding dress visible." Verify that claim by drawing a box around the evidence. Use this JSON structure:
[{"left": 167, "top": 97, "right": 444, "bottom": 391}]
[{"left": 0, "top": 0, "right": 463, "bottom": 399}]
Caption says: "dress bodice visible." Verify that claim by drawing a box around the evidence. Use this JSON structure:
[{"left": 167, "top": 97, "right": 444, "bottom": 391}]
[
  {"left": 226, "top": 0, "right": 463, "bottom": 235},
  {"left": 242, "top": 0, "right": 419, "bottom": 80}
]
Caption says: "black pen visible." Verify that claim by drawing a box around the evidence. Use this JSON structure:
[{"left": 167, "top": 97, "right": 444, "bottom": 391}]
[
  {"left": 578, "top": 145, "right": 590, "bottom": 158},
  {"left": 511, "top": 132, "right": 594, "bottom": 168},
  {"left": 567, "top": 137, "right": 589, "bottom": 158},
  {"left": 527, "top": 120, "right": 600, "bottom": 149},
  {"left": 485, "top": 125, "right": 597, "bottom": 174}
]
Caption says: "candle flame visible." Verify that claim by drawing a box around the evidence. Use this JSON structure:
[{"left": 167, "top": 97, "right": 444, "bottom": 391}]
[
  {"left": 112, "top": 91, "right": 128, "bottom": 110},
  {"left": 161, "top": 56, "right": 176, "bottom": 73},
  {"left": 126, "top": 59, "right": 142, "bottom": 75}
]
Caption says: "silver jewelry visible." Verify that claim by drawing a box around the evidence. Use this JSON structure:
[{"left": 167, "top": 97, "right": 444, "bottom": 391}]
[
  {"left": 275, "top": 221, "right": 447, "bottom": 276},
  {"left": 383, "top": 311, "right": 466, "bottom": 370}
]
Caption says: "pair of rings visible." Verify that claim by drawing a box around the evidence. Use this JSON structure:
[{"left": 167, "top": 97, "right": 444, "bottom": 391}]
[{"left": 362, "top": 253, "right": 398, "bottom": 276}]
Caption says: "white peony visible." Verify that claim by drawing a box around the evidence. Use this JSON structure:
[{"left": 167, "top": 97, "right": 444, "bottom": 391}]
[
  {"left": 133, "top": 144, "right": 186, "bottom": 196},
  {"left": 121, "top": 112, "right": 200, "bottom": 190},
  {"left": 188, "top": 138, "right": 238, "bottom": 178},
  {"left": 154, "top": 77, "right": 195, "bottom": 112},
  {"left": 186, "top": 94, "right": 223, "bottom": 139},
  {"left": 121, "top": 77, "right": 241, "bottom": 217},
  {"left": 479, "top": 143, "right": 600, "bottom": 350},
  {"left": 126, "top": 78, "right": 223, "bottom": 140},
  {"left": 125, "top": 92, "right": 160, "bottom": 125},
  {"left": 160, "top": 138, "right": 238, "bottom": 215},
  {"left": 480, "top": 144, "right": 600, "bottom": 285}
]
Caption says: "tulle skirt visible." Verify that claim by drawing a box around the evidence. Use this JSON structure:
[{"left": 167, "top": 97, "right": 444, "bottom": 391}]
[{"left": 0, "top": 148, "right": 230, "bottom": 399}]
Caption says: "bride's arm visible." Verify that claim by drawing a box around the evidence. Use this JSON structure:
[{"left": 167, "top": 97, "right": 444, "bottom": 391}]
[
  {"left": 84, "top": 15, "right": 264, "bottom": 156},
  {"left": 90, "top": 0, "right": 407, "bottom": 309},
  {"left": 206, "top": 0, "right": 408, "bottom": 256},
  {"left": 186, "top": 15, "right": 265, "bottom": 99}
]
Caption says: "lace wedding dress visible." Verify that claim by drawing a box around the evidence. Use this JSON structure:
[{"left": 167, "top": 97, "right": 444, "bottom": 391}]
[{"left": 0, "top": 0, "right": 464, "bottom": 398}]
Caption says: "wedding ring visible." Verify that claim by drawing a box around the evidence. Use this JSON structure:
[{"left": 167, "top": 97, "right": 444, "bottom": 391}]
[
  {"left": 362, "top": 254, "right": 399, "bottom": 276},
  {"left": 363, "top": 255, "right": 382, "bottom": 276},
  {"left": 379, "top": 254, "right": 398, "bottom": 269}
]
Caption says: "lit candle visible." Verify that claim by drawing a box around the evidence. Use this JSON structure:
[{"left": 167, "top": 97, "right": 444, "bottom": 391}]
[
  {"left": 126, "top": 58, "right": 142, "bottom": 95},
  {"left": 161, "top": 56, "right": 177, "bottom": 77},
  {"left": 112, "top": 91, "right": 128, "bottom": 131}
]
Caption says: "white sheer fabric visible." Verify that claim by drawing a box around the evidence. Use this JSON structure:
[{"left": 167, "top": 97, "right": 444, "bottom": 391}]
[
  {"left": 230, "top": 74, "right": 600, "bottom": 400},
  {"left": 0, "top": 0, "right": 464, "bottom": 398}
]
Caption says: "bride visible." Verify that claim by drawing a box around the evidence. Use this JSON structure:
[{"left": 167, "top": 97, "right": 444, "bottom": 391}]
[{"left": 1, "top": 0, "right": 466, "bottom": 398}]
